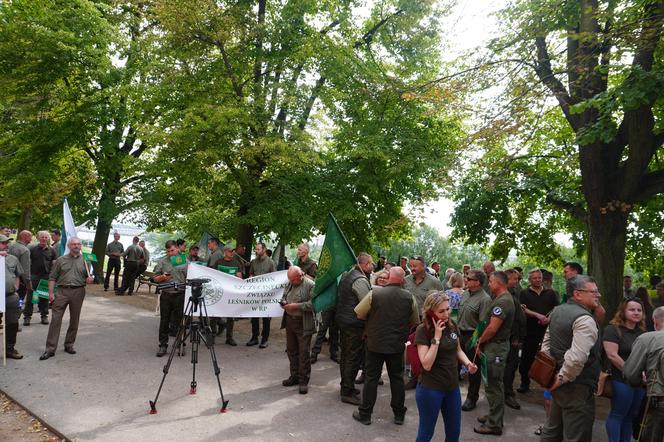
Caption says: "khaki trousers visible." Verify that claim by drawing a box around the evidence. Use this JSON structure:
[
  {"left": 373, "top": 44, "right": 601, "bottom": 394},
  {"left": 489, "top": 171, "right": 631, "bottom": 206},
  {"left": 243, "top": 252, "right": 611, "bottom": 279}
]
[{"left": 45, "top": 287, "right": 86, "bottom": 353}]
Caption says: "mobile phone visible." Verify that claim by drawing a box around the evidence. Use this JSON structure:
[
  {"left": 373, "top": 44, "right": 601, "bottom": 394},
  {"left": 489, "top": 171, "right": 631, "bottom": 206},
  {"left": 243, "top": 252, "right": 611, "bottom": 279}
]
[{"left": 279, "top": 299, "right": 287, "bottom": 306}]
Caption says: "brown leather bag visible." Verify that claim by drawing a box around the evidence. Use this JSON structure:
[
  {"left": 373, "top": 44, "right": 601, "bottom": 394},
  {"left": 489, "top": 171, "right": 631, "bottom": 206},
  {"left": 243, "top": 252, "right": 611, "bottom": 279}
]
[
  {"left": 596, "top": 371, "right": 613, "bottom": 398},
  {"left": 529, "top": 351, "right": 557, "bottom": 388}
]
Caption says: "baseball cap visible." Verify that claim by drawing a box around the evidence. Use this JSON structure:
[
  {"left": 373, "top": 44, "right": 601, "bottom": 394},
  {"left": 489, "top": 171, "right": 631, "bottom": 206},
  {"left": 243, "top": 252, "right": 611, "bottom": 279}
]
[
  {"left": 223, "top": 244, "right": 234, "bottom": 251},
  {"left": 0, "top": 234, "right": 12, "bottom": 242}
]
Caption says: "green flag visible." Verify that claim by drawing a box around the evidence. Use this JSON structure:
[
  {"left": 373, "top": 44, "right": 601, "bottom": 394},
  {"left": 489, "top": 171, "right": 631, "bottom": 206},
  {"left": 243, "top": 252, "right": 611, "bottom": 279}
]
[
  {"left": 466, "top": 320, "right": 487, "bottom": 352},
  {"left": 312, "top": 214, "right": 357, "bottom": 313},
  {"left": 170, "top": 253, "right": 188, "bottom": 267},
  {"left": 83, "top": 252, "right": 97, "bottom": 262},
  {"left": 479, "top": 352, "right": 489, "bottom": 385}
]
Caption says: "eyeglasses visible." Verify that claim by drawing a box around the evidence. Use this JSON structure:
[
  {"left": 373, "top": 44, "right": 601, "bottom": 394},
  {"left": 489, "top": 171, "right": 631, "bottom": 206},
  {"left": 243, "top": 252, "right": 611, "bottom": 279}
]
[{"left": 576, "top": 289, "right": 601, "bottom": 295}]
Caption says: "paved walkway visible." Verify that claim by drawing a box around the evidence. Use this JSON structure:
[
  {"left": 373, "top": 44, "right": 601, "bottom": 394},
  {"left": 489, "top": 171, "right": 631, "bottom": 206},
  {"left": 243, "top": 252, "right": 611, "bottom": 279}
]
[{"left": 1, "top": 290, "right": 610, "bottom": 441}]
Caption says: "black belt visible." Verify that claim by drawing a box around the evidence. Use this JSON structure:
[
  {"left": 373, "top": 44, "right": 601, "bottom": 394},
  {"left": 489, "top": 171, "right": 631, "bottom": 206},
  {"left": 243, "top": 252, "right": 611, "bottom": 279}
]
[{"left": 59, "top": 285, "right": 84, "bottom": 289}]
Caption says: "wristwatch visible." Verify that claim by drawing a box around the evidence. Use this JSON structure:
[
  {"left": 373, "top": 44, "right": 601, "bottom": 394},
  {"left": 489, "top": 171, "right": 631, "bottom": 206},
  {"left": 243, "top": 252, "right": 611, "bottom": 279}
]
[{"left": 431, "top": 338, "right": 440, "bottom": 345}]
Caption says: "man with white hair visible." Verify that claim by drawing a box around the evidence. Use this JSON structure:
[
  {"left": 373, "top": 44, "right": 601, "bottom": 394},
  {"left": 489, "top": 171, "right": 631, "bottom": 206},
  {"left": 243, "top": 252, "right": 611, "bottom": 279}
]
[
  {"left": 40, "top": 237, "right": 94, "bottom": 360},
  {"left": 624, "top": 306, "right": 664, "bottom": 442},
  {"left": 9, "top": 230, "right": 32, "bottom": 320}
]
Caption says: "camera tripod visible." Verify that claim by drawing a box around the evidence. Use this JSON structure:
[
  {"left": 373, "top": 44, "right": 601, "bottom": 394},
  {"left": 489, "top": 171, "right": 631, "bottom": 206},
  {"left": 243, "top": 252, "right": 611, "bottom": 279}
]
[{"left": 149, "top": 280, "right": 229, "bottom": 414}]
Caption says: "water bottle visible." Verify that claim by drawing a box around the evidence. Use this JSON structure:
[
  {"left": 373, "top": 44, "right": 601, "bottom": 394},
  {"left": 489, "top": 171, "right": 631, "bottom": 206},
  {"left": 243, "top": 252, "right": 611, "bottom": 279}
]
[{"left": 19, "top": 297, "right": 25, "bottom": 311}]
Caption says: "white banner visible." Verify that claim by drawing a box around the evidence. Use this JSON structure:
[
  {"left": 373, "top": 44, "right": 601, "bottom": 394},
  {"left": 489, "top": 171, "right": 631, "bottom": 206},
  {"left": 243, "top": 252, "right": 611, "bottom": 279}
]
[
  {"left": 0, "top": 256, "right": 5, "bottom": 313},
  {"left": 185, "top": 264, "right": 288, "bottom": 318}
]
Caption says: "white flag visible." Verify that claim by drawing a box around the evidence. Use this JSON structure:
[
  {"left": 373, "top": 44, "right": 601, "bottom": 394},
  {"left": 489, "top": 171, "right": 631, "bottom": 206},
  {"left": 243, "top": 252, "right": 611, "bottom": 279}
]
[{"left": 62, "top": 198, "right": 78, "bottom": 255}]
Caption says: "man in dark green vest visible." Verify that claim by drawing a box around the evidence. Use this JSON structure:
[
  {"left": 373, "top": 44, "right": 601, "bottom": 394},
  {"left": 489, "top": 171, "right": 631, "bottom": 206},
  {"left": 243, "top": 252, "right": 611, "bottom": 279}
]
[
  {"left": 540, "top": 275, "right": 601, "bottom": 442},
  {"left": 351, "top": 266, "right": 419, "bottom": 426},
  {"left": 474, "top": 271, "right": 515, "bottom": 436}
]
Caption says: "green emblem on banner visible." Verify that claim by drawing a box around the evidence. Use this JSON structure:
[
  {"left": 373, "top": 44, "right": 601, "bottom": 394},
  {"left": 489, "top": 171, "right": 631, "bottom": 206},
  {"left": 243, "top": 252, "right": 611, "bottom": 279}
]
[
  {"left": 317, "top": 246, "right": 332, "bottom": 278},
  {"left": 83, "top": 252, "right": 97, "bottom": 262},
  {"left": 34, "top": 279, "right": 51, "bottom": 300},
  {"left": 170, "top": 253, "right": 187, "bottom": 267}
]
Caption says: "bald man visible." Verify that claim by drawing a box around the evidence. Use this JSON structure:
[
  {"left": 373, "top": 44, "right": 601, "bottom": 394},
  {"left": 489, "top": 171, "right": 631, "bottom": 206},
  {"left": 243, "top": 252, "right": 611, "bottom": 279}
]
[
  {"left": 352, "top": 266, "right": 419, "bottom": 426},
  {"left": 280, "top": 266, "right": 316, "bottom": 394}
]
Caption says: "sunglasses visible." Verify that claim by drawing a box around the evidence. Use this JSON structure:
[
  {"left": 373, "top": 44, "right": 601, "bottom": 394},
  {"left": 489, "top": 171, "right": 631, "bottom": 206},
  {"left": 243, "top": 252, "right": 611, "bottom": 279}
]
[{"left": 624, "top": 296, "right": 643, "bottom": 305}]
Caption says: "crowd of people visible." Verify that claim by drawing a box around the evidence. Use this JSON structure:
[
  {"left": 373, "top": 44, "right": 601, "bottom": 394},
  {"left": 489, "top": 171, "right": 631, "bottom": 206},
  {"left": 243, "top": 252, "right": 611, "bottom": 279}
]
[{"left": 3, "top": 225, "right": 664, "bottom": 441}]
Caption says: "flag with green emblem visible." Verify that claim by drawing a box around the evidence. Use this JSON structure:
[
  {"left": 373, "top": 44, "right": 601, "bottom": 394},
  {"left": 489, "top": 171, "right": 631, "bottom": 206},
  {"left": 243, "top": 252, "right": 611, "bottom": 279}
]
[
  {"left": 466, "top": 320, "right": 487, "bottom": 352},
  {"left": 312, "top": 213, "right": 357, "bottom": 313},
  {"left": 170, "top": 253, "right": 188, "bottom": 267}
]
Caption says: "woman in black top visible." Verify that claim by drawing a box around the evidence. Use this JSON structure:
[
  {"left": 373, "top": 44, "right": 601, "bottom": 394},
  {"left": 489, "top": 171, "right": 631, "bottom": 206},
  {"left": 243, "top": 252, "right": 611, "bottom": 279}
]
[
  {"left": 603, "top": 298, "right": 646, "bottom": 442},
  {"left": 415, "top": 291, "right": 477, "bottom": 442}
]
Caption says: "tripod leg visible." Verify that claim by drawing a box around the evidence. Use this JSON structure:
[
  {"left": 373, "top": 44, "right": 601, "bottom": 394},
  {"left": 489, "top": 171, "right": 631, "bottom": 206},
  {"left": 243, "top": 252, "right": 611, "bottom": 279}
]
[
  {"left": 190, "top": 320, "right": 199, "bottom": 394},
  {"left": 201, "top": 299, "right": 230, "bottom": 412},
  {"left": 149, "top": 301, "right": 191, "bottom": 414}
]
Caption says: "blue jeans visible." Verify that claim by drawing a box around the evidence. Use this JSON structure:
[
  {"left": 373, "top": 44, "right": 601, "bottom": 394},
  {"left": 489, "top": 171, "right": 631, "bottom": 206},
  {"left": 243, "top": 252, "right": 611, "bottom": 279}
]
[
  {"left": 415, "top": 384, "right": 461, "bottom": 442},
  {"left": 605, "top": 379, "right": 645, "bottom": 442}
]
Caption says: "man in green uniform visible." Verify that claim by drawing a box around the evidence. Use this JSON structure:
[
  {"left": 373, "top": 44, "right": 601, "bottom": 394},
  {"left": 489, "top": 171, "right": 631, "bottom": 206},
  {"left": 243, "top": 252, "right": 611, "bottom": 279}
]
[
  {"left": 352, "top": 266, "right": 420, "bottom": 426},
  {"left": 624, "top": 306, "right": 664, "bottom": 442},
  {"left": 280, "top": 265, "right": 316, "bottom": 394},
  {"left": 474, "top": 271, "right": 515, "bottom": 435},
  {"left": 211, "top": 244, "right": 244, "bottom": 346},
  {"left": 9, "top": 230, "right": 32, "bottom": 322},
  {"left": 206, "top": 238, "right": 223, "bottom": 268},
  {"left": 503, "top": 268, "right": 527, "bottom": 409},
  {"left": 336, "top": 252, "right": 373, "bottom": 405},
  {"left": 540, "top": 275, "right": 601, "bottom": 442},
  {"left": 458, "top": 269, "right": 492, "bottom": 410},
  {"left": 138, "top": 240, "right": 150, "bottom": 275},
  {"left": 404, "top": 255, "right": 444, "bottom": 313},
  {"left": 152, "top": 240, "right": 189, "bottom": 357},
  {"left": 51, "top": 229, "right": 62, "bottom": 257},
  {"left": 2, "top": 234, "right": 24, "bottom": 359},
  {"left": 247, "top": 242, "right": 276, "bottom": 348},
  {"left": 27, "top": 231, "right": 57, "bottom": 325},
  {"left": 40, "top": 237, "right": 94, "bottom": 360},
  {"left": 116, "top": 236, "right": 143, "bottom": 296},
  {"left": 104, "top": 232, "right": 124, "bottom": 291}
]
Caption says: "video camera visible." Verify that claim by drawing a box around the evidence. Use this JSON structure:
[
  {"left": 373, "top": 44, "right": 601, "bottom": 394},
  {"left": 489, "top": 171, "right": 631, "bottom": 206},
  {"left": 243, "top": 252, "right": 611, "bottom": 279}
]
[{"left": 156, "top": 278, "right": 211, "bottom": 298}]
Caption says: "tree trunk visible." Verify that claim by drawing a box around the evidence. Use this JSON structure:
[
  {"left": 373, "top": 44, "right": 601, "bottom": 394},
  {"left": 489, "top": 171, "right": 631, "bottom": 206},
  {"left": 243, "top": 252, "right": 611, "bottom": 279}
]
[
  {"left": 91, "top": 189, "right": 120, "bottom": 283},
  {"left": 237, "top": 221, "right": 254, "bottom": 262},
  {"left": 586, "top": 210, "right": 628, "bottom": 322},
  {"left": 18, "top": 206, "right": 32, "bottom": 231}
]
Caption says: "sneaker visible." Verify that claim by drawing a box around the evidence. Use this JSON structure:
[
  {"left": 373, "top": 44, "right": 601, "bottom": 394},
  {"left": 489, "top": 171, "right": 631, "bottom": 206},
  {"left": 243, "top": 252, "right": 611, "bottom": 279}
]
[
  {"left": 41, "top": 317, "right": 49, "bottom": 325},
  {"left": 259, "top": 339, "right": 268, "bottom": 349}
]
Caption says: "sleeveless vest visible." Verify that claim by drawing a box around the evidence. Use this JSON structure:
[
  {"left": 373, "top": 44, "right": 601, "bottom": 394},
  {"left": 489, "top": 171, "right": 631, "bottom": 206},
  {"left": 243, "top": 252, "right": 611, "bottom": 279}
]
[
  {"left": 365, "top": 285, "right": 414, "bottom": 353},
  {"left": 335, "top": 267, "right": 367, "bottom": 329}
]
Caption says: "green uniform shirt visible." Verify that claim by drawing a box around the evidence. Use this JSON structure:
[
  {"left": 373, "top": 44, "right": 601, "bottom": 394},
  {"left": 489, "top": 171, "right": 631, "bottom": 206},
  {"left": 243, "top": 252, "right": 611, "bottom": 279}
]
[
  {"left": 4, "top": 254, "right": 23, "bottom": 294},
  {"left": 404, "top": 273, "right": 444, "bottom": 312},
  {"left": 123, "top": 244, "right": 144, "bottom": 262},
  {"left": 141, "top": 247, "right": 150, "bottom": 266},
  {"left": 153, "top": 255, "right": 188, "bottom": 294},
  {"left": 487, "top": 292, "right": 515, "bottom": 342},
  {"left": 106, "top": 240, "right": 124, "bottom": 258},
  {"left": 624, "top": 330, "right": 664, "bottom": 396},
  {"left": 283, "top": 277, "right": 314, "bottom": 317},
  {"left": 249, "top": 255, "right": 275, "bottom": 276},
  {"left": 8, "top": 241, "right": 30, "bottom": 282},
  {"left": 49, "top": 253, "right": 88, "bottom": 286},
  {"left": 457, "top": 288, "right": 492, "bottom": 332},
  {"left": 52, "top": 240, "right": 62, "bottom": 257},
  {"left": 207, "top": 248, "right": 223, "bottom": 268},
  {"left": 299, "top": 257, "right": 318, "bottom": 278}
]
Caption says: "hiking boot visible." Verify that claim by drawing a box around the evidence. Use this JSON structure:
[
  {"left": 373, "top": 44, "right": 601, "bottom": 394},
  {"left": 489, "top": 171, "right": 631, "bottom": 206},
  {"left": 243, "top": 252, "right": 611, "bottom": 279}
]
[
  {"left": 23, "top": 317, "right": 31, "bottom": 326},
  {"left": 474, "top": 424, "right": 502, "bottom": 436},
  {"left": 340, "top": 394, "right": 361, "bottom": 405},
  {"left": 41, "top": 317, "right": 49, "bottom": 325},
  {"left": 282, "top": 377, "right": 299, "bottom": 387},
  {"left": 505, "top": 395, "right": 521, "bottom": 410},
  {"left": 7, "top": 348, "right": 23, "bottom": 359},
  {"left": 156, "top": 346, "right": 168, "bottom": 357},
  {"left": 352, "top": 411, "right": 371, "bottom": 425}
]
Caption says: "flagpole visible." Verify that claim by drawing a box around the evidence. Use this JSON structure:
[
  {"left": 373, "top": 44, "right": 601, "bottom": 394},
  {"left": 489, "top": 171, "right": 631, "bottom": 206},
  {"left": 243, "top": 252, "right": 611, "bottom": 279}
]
[{"left": 2, "top": 320, "right": 5, "bottom": 367}]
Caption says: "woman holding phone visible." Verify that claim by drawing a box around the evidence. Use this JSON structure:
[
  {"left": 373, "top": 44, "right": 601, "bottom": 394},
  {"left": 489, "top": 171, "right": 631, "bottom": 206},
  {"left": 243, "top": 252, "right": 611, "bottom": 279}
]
[{"left": 415, "top": 291, "right": 478, "bottom": 442}]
